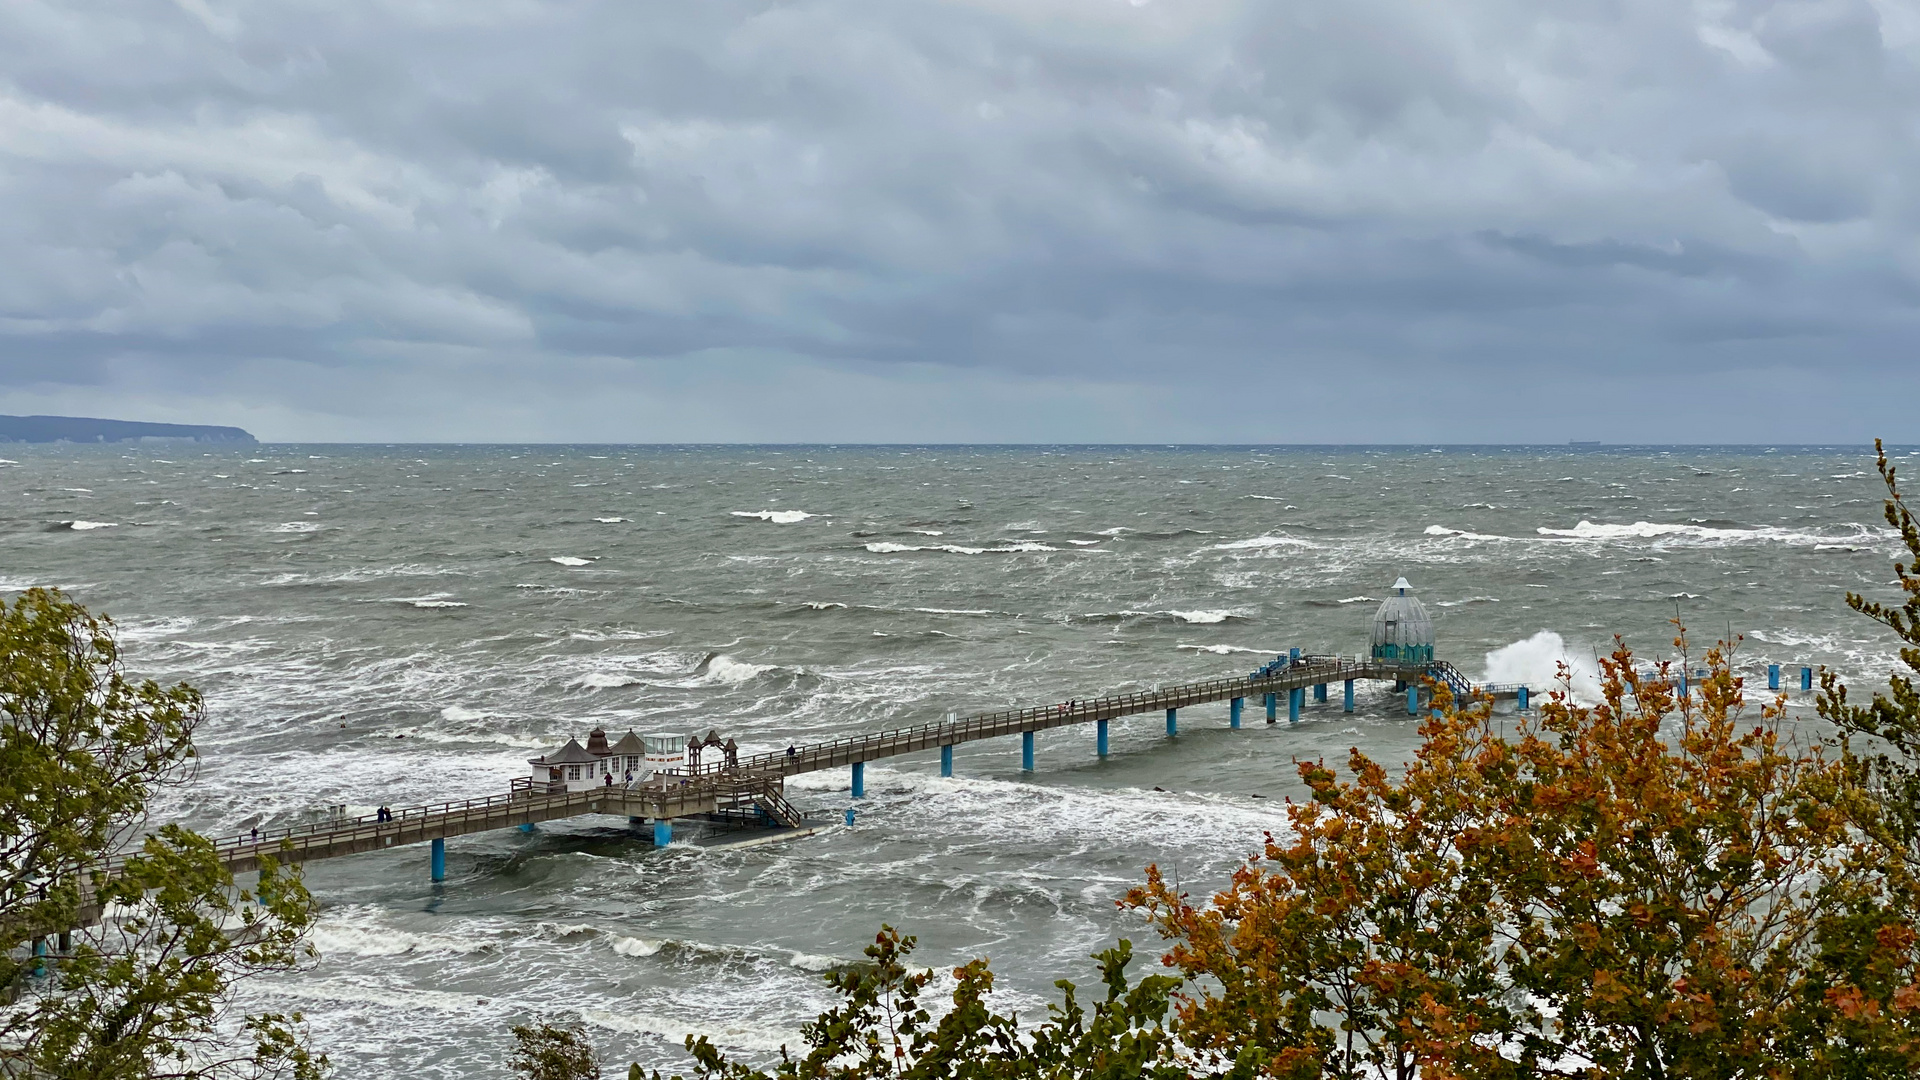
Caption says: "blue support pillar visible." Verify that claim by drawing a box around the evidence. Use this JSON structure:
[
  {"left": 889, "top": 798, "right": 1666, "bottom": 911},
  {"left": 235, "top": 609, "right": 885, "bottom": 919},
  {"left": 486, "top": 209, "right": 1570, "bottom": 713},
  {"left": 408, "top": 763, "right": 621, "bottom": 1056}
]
[
  {"left": 1097, "top": 718, "right": 1109, "bottom": 757},
  {"left": 851, "top": 761, "right": 865, "bottom": 798},
  {"left": 431, "top": 837, "right": 446, "bottom": 882},
  {"left": 1290, "top": 646, "right": 1301, "bottom": 662},
  {"left": 1768, "top": 664, "right": 1780, "bottom": 691},
  {"left": 1679, "top": 671, "right": 1689, "bottom": 699},
  {"left": 1406, "top": 685, "right": 1418, "bottom": 715},
  {"left": 653, "top": 819, "right": 671, "bottom": 847},
  {"left": 1802, "top": 666, "right": 1813, "bottom": 691},
  {"left": 32, "top": 937, "right": 46, "bottom": 977},
  {"left": 1517, "top": 686, "right": 1529, "bottom": 711},
  {"left": 1265, "top": 693, "right": 1277, "bottom": 723},
  {"left": 844, "top": 808, "right": 856, "bottom": 826},
  {"left": 1314, "top": 683, "right": 1327, "bottom": 703},
  {"left": 1230, "top": 697, "right": 1242, "bottom": 729},
  {"left": 1022, "top": 731, "right": 1035, "bottom": 772},
  {"left": 1288, "top": 687, "right": 1301, "bottom": 724},
  {"left": 1343, "top": 680, "right": 1355, "bottom": 712},
  {"left": 1166, "top": 708, "right": 1177, "bottom": 736},
  {"left": 940, "top": 744, "right": 953, "bottom": 777},
  {"left": 519, "top": 822, "right": 535, "bottom": 834}
]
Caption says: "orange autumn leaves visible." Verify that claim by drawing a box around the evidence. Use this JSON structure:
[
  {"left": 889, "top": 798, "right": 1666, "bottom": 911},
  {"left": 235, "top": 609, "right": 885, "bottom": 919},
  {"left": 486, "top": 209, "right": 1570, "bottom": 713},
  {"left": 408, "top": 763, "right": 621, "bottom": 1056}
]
[{"left": 1125, "top": 636, "right": 1918, "bottom": 1079}]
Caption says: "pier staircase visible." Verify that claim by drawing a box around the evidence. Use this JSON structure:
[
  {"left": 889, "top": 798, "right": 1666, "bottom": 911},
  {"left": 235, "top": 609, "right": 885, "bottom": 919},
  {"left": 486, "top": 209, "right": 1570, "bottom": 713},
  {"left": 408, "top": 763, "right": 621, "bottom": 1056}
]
[{"left": 707, "top": 777, "right": 805, "bottom": 829}]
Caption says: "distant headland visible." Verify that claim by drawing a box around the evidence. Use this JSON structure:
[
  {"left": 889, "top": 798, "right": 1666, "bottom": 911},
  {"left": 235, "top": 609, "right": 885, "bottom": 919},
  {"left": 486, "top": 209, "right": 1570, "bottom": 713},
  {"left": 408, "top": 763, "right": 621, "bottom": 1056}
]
[{"left": 0, "top": 414, "right": 256, "bottom": 444}]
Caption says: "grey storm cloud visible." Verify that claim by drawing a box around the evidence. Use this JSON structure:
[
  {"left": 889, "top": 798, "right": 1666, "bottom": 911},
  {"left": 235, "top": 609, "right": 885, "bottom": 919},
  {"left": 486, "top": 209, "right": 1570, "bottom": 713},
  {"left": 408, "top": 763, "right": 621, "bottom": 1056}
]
[{"left": 0, "top": 0, "right": 1916, "bottom": 441}]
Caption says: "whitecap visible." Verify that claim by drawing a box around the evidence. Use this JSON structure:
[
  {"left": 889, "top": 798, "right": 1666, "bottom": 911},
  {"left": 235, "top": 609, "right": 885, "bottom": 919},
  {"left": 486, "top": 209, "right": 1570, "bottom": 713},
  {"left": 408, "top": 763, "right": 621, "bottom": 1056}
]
[
  {"left": 440, "top": 705, "right": 486, "bottom": 722},
  {"left": 612, "top": 936, "right": 664, "bottom": 958},
  {"left": 1336, "top": 596, "right": 1377, "bottom": 604},
  {"left": 576, "top": 672, "right": 644, "bottom": 689},
  {"left": 269, "top": 521, "right": 322, "bottom": 533},
  {"left": 1434, "top": 596, "right": 1499, "bottom": 607},
  {"left": 802, "top": 601, "right": 848, "bottom": 610},
  {"left": 1423, "top": 525, "right": 1511, "bottom": 541},
  {"left": 705, "top": 656, "right": 775, "bottom": 684},
  {"left": 1166, "top": 609, "right": 1247, "bottom": 624},
  {"left": 549, "top": 556, "right": 592, "bottom": 567},
  {"left": 61, "top": 520, "right": 118, "bottom": 531},
  {"left": 730, "top": 510, "right": 815, "bottom": 524},
  {"left": 789, "top": 951, "right": 845, "bottom": 972},
  {"left": 1212, "top": 534, "right": 1313, "bottom": 551},
  {"left": 1066, "top": 539, "right": 1101, "bottom": 546},
  {"left": 593, "top": 517, "right": 629, "bottom": 524},
  {"left": 1483, "top": 631, "right": 1602, "bottom": 701},
  {"left": 1175, "top": 644, "right": 1270, "bottom": 655}
]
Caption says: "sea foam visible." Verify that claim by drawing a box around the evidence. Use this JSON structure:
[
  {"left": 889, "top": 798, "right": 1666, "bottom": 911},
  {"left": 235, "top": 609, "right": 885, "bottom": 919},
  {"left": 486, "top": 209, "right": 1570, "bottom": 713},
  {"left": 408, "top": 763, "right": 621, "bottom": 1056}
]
[{"left": 731, "top": 510, "right": 815, "bottom": 523}]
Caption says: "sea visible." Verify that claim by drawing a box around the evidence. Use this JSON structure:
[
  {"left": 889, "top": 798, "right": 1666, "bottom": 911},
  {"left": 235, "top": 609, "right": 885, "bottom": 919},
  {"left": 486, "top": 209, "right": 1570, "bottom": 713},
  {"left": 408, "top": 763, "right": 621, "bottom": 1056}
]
[{"left": 0, "top": 444, "right": 1909, "bottom": 1078}]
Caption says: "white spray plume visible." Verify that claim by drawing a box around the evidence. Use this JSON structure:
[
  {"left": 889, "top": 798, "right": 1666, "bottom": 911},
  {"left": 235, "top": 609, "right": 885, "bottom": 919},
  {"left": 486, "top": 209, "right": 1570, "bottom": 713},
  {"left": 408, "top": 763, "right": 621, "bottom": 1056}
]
[{"left": 1483, "top": 630, "right": 1603, "bottom": 703}]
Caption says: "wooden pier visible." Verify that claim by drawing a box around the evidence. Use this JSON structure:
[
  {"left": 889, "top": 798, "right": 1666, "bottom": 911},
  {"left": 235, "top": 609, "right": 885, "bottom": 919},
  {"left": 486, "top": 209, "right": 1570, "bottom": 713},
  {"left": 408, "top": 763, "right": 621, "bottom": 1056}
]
[{"left": 72, "top": 652, "right": 1464, "bottom": 916}]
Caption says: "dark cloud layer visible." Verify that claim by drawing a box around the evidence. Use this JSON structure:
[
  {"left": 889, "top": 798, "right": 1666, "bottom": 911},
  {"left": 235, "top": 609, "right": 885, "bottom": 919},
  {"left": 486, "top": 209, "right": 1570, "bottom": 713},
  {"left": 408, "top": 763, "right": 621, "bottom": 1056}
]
[{"left": 1, "top": 0, "right": 1915, "bottom": 441}]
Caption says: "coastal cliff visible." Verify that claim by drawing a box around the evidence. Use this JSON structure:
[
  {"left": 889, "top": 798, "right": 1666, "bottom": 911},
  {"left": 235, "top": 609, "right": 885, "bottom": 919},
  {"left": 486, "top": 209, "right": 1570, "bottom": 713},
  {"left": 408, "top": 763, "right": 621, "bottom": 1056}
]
[{"left": 0, "top": 414, "right": 256, "bottom": 444}]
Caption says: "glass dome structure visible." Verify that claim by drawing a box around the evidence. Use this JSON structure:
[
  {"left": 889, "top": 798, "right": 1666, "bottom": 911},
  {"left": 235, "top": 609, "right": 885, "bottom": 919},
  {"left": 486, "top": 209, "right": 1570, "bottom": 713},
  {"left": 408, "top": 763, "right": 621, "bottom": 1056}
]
[{"left": 1370, "top": 577, "right": 1434, "bottom": 663}]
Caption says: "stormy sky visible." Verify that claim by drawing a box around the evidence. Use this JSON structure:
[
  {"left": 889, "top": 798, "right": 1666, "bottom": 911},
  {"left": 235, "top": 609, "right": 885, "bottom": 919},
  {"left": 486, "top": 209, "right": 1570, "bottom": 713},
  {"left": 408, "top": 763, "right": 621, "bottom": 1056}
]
[{"left": 1, "top": 0, "right": 1915, "bottom": 442}]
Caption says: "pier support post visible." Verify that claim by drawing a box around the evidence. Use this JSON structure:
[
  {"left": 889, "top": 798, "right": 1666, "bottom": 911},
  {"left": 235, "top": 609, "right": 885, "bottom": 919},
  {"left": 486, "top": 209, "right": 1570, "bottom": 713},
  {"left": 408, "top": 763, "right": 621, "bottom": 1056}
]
[
  {"left": 654, "top": 819, "right": 671, "bottom": 847},
  {"left": 1343, "top": 680, "right": 1354, "bottom": 713},
  {"left": 1022, "top": 731, "right": 1035, "bottom": 772},
  {"left": 940, "top": 745, "right": 953, "bottom": 777},
  {"left": 1230, "top": 697, "right": 1242, "bottom": 729},
  {"left": 852, "top": 761, "right": 865, "bottom": 798},
  {"left": 519, "top": 822, "right": 535, "bottom": 834},
  {"left": 1097, "top": 718, "right": 1109, "bottom": 757},
  {"left": 32, "top": 937, "right": 46, "bottom": 977},
  {"left": 430, "top": 837, "right": 446, "bottom": 882},
  {"left": 1166, "top": 708, "right": 1177, "bottom": 736},
  {"left": 1679, "top": 671, "right": 1689, "bottom": 700},
  {"left": 1768, "top": 664, "right": 1780, "bottom": 691},
  {"left": 1265, "top": 693, "right": 1277, "bottom": 723},
  {"left": 1406, "top": 686, "right": 1418, "bottom": 716},
  {"left": 1288, "top": 688, "right": 1301, "bottom": 724},
  {"left": 1802, "top": 666, "right": 1813, "bottom": 691},
  {"left": 1314, "top": 683, "right": 1327, "bottom": 703},
  {"left": 1517, "top": 686, "right": 1529, "bottom": 711}
]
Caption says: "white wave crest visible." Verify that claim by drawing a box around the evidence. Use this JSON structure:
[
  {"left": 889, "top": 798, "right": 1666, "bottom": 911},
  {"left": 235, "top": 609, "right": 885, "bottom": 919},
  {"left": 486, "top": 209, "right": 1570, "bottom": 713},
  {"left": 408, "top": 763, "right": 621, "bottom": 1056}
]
[
  {"left": 1166, "top": 609, "right": 1246, "bottom": 624},
  {"left": 549, "top": 556, "right": 592, "bottom": 566},
  {"left": 1337, "top": 596, "right": 1377, "bottom": 604},
  {"left": 1213, "top": 534, "right": 1313, "bottom": 551},
  {"left": 593, "top": 516, "right": 629, "bottom": 523},
  {"left": 1176, "top": 644, "right": 1270, "bottom": 655},
  {"left": 731, "top": 510, "right": 815, "bottom": 523},
  {"left": 612, "top": 935, "right": 665, "bottom": 957},
  {"left": 1483, "top": 630, "right": 1601, "bottom": 702},
  {"left": 576, "top": 672, "right": 644, "bottom": 689},
  {"left": 61, "top": 520, "right": 118, "bottom": 531},
  {"left": 1424, "top": 525, "right": 1512, "bottom": 541},
  {"left": 705, "top": 656, "right": 775, "bottom": 684},
  {"left": 269, "top": 521, "right": 322, "bottom": 533}
]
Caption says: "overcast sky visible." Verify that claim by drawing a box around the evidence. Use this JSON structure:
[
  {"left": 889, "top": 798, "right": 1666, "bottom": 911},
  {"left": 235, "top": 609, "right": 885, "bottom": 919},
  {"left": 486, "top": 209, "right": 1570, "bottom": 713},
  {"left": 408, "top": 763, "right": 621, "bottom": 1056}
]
[{"left": 1, "top": 0, "right": 1915, "bottom": 443}]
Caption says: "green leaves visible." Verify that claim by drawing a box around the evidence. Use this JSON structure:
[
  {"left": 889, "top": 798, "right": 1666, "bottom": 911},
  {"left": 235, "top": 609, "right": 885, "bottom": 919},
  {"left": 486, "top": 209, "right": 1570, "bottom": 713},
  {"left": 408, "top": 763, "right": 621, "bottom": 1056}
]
[{"left": 1, "top": 587, "right": 324, "bottom": 1080}]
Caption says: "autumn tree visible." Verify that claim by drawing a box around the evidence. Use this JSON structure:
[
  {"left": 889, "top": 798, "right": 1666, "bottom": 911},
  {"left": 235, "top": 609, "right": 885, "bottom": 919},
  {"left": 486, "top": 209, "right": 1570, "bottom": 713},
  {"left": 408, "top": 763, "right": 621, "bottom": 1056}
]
[
  {"left": 0, "top": 587, "right": 324, "bottom": 1079},
  {"left": 1127, "top": 634, "right": 1868, "bottom": 1079}
]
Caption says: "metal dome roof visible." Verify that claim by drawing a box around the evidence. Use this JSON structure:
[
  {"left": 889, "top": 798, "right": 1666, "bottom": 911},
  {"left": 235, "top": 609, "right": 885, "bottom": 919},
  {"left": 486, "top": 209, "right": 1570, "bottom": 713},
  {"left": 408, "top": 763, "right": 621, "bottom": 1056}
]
[{"left": 1371, "top": 576, "right": 1434, "bottom": 661}]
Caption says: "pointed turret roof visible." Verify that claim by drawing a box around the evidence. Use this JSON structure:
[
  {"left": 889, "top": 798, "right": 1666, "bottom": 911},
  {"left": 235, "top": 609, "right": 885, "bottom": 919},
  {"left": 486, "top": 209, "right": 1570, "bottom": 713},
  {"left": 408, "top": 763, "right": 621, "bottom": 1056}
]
[
  {"left": 529, "top": 737, "right": 599, "bottom": 766},
  {"left": 608, "top": 730, "right": 646, "bottom": 756}
]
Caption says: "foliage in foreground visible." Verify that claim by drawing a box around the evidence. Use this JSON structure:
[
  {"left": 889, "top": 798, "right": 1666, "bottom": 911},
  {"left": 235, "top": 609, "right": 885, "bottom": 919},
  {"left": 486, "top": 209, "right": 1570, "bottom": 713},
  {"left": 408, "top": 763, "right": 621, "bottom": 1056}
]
[
  {"left": 1, "top": 587, "right": 324, "bottom": 1080},
  {"left": 586, "top": 443, "right": 1920, "bottom": 1079}
]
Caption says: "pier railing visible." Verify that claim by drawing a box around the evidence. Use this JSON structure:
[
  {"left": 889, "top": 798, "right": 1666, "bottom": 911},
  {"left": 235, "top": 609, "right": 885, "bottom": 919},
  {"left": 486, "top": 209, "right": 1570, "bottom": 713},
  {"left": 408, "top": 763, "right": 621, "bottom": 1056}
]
[{"left": 660, "top": 654, "right": 1421, "bottom": 780}]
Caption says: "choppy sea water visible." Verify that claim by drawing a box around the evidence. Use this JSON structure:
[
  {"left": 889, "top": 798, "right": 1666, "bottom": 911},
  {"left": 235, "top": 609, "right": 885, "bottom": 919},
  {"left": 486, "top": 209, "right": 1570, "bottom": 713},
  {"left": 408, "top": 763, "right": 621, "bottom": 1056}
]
[{"left": 1, "top": 444, "right": 1911, "bottom": 1077}]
